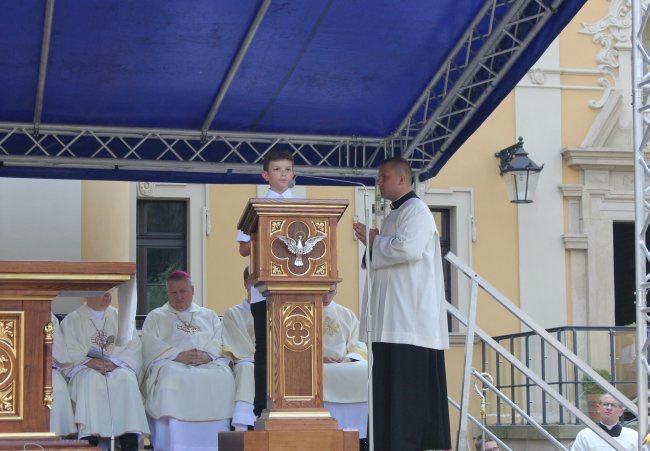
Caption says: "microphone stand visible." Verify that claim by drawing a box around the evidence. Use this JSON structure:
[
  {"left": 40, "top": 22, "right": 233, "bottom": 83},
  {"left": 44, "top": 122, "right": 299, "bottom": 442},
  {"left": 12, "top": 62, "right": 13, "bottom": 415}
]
[{"left": 294, "top": 174, "right": 375, "bottom": 451}]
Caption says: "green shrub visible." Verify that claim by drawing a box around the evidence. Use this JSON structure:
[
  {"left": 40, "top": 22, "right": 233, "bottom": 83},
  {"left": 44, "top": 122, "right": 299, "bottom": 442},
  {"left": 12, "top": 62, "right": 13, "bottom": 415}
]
[{"left": 581, "top": 369, "right": 611, "bottom": 395}]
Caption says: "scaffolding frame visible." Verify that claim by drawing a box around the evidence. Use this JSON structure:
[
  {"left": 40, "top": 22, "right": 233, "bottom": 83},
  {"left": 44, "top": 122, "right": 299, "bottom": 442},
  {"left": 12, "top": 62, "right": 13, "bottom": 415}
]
[
  {"left": 0, "top": 0, "right": 569, "bottom": 183},
  {"left": 633, "top": 0, "right": 650, "bottom": 448}
]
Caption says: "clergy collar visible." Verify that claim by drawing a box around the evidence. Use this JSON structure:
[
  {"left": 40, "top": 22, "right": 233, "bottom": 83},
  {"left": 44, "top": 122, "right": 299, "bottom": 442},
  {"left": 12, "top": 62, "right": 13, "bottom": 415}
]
[
  {"left": 598, "top": 421, "right": 622, "bottom": 437},
  {"left": 323, "top": 301, "right": 337, "bottom": 310},
  {"left": 390, "top": 190, "right": 418, "bottom": 210}
]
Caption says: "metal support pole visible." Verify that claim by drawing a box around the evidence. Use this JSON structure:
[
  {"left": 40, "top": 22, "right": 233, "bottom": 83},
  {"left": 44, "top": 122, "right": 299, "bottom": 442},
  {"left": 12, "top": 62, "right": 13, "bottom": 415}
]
[
  {"left": 200, "top": 0, "right": 272, "bottom": 137},
  {"left": 33, "top": 0, "right": 55, "bottom": 135},
  {"left": 632, "top": 0, "right": 649, "bottom": 448},
  {"left": 457, "top": 280, "right": 479, "bottom": 450}
]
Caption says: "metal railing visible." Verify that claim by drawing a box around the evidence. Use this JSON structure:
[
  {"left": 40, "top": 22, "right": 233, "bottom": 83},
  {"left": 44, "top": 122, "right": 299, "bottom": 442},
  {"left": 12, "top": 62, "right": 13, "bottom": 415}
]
[
  {"left": 485, "top": 326, "right": 644, "bottom": 426},
  {"left": 447, "top": 251, "right": 636, "bottom": 451}
]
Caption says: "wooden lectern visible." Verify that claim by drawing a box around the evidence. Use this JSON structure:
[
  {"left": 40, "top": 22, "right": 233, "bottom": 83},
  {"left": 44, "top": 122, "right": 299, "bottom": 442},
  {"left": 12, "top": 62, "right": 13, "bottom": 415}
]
[
  {"left": 0, "top": 261, "right": 134, "bottom": 448},
  {"left": 220, "top": 198, "right": 358, "bottom": 451}
]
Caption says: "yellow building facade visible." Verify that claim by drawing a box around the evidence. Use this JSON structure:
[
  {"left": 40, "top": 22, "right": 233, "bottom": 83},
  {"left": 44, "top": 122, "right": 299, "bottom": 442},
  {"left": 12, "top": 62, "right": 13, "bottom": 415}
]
[{"left": 1, "top": 0, "right": 640, "bottom": 447}]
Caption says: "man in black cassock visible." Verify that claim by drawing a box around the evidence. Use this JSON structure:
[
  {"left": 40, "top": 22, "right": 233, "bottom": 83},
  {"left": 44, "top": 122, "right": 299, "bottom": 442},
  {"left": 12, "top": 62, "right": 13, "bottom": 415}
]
[{"left": 353, "top": 157, "right": 451, "bottom": 450}]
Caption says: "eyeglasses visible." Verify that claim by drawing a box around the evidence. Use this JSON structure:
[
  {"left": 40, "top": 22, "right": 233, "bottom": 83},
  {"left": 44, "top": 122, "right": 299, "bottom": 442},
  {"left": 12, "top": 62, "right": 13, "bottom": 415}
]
[{"left": 599, "top": 402, "right": 623, "bottom": 409}]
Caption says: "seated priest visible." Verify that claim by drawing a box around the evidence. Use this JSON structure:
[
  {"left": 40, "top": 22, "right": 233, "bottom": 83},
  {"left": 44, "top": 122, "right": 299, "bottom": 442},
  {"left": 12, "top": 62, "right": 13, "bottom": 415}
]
[
  {"left": 60, "top": 290, "right": 149, "bottom": 450},
  {"left": 141, "top": 270, "right": 235, "bottom": 451},
  {"left": 50, "top": 313, "right": 76, "bottom": 437},
  {"left": 322, "top": 289, "right": 369, "bottom": 446},
  {"left": 222, "top": 267, "right": 256, "bottom": 430}
]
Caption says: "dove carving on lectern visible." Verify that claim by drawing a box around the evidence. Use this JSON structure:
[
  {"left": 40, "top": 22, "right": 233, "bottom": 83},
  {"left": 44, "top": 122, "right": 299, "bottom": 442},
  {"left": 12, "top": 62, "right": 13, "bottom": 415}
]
[{"left": 278, "top": 232, "right": 325, "bottom": 267}]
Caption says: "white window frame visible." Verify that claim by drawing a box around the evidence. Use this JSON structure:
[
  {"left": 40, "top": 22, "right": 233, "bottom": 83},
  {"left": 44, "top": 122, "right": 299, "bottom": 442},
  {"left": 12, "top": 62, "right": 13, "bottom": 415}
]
[{"left": 132, "top": 182, "right": 209, "bottom": 306}]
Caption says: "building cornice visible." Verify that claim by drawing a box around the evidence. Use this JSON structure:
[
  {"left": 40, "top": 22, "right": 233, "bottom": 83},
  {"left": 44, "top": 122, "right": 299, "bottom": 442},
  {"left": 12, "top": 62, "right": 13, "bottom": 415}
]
[
  {"left": 559, "top": 184, "right": 583, "bottom": 198},
  {"left": 561, "top": 147, "right": 644, "bottom": 170},
  {"left": 563, "top": 234, "right": 588, "bottom": 250}
]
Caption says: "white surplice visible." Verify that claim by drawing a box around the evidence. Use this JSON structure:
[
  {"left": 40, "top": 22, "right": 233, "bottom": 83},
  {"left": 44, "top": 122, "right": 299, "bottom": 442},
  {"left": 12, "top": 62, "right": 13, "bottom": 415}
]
[
  {"left": 571, "top": 426, "right": 641, "bottom": 450},
  {"left": 222, "top": 300, "right": 255, "bottom": 428},
  {"left": 50, "top": 314, "right": 75, "bottom": 437},
  {"left": 361, "top": 196, "right": 449, "bottom": 350},
  {"left": 141, "top": 302, "right": 235, "bottom": 450},
  {"left": 60, "top": 304, "right": 149, "bottom": 438}
]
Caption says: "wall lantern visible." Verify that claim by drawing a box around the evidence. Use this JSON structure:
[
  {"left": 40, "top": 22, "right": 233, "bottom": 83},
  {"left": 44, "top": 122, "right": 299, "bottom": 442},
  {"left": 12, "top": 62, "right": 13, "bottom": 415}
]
[{"left": 494, "top": 137, "right": 544, "bottom": 204}]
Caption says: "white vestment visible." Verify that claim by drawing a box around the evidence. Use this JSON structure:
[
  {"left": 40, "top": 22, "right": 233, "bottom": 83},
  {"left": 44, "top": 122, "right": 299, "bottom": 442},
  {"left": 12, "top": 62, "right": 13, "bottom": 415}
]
[
  {"left": 361, "top": 196, "right": 449, "bottom": 350},
  {"left": 60, "top": 304, "right": 149, "bottom": 438},
  {"left": 50, "top": 314, "right": 75, "bottom": 437},
  {"left": 142, "top": 302, "right": 235, "bottom": 450},
  {"left": 323, "top": 301, "right": 368, "bottom": 439},
  {"left": 222, "top": 300, "right": 256, "bottom": 428},
  {"left": 571, "top": 425, "right": 641, "bottom": 450}
]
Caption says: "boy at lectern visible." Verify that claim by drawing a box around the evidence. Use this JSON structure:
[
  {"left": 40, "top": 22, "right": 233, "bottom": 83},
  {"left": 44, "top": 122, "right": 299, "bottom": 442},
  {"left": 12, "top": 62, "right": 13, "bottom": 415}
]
[{"left": 235, "top": 148, "right": 298, "bottom": 418}]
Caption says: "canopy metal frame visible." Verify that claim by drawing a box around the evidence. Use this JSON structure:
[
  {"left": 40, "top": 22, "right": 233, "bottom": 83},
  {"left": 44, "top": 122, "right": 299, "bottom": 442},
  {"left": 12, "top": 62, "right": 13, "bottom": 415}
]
[{"left": 0, "top": 0, "right": 570, "bottom": 184}]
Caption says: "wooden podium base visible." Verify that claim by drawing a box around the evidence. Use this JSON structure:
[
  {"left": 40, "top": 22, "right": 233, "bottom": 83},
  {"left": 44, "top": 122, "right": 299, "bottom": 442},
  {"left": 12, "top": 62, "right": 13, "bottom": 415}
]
[
  {"left": 219, "top": 429, "right": 359, "bottom": 451},
  {"left": 220, "top": 412, "right": 359, "bottom": 451}
]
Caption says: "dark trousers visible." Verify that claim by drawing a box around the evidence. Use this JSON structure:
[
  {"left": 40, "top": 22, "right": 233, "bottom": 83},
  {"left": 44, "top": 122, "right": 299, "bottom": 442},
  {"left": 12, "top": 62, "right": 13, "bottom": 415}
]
[
  {"left": 372, "top": 342, "right": 451, "bottom": 451},
  {"left": 251, "top": 300, "right": 267, "bottom": 417}
]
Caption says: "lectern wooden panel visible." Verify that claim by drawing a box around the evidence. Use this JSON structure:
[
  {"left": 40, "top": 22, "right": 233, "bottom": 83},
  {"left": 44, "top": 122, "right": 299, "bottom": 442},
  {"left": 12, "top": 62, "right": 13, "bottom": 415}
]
[
  {"left": 221, "top": 199, "right": 358, "bottom": 451},
  {"left": 0, "top": 261, "right": 134, "bottom": 444}
]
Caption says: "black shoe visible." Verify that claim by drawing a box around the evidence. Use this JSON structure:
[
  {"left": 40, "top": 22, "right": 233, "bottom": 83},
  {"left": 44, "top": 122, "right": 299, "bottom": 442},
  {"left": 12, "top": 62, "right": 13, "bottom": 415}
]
[
  {"left": 83, "top": 436, "right": 99, "bottom": 447},
  {"left": 119, "top": 433, "right": 139, "bottom": 451}
]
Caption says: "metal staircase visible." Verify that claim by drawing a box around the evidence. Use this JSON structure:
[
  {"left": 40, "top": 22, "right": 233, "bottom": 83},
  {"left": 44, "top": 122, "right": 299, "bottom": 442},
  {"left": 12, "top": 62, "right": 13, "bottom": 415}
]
[{"left": 446, "top": 252, "right": 635, "bottom": 451}]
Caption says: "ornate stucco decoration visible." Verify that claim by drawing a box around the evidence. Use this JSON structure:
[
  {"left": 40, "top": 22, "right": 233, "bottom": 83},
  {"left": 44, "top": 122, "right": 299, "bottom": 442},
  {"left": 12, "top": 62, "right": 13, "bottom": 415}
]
[
  {"left": 528, "top": 67, "right": 546, "bottom": 85},
  {"left": 578, "top": 0, "right": 644, "bottom": 109},
  {"left": 137, "top": 182, "right": 155, "bottom": 197}
]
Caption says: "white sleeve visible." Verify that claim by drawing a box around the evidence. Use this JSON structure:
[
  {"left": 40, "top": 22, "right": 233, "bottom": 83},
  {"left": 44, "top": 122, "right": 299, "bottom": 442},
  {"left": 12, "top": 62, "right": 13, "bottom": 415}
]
[
  {"left": 371, "top": 205, "right": 434, "bottom": 270},
  {"left": 237, "top": 230, "right": 251, "bottom": 243}
]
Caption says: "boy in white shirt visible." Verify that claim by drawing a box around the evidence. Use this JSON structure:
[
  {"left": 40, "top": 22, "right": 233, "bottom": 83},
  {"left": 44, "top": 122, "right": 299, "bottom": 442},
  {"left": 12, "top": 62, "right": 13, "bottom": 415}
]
[{"left": 236, "top": 148, "right": 296, "bottom": 417}]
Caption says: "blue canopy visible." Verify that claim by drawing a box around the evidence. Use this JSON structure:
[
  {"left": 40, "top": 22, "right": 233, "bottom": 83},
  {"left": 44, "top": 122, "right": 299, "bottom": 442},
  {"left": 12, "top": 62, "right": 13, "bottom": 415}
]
[{"left": 0, "top": 0, "right": 586, "bottom": 185}]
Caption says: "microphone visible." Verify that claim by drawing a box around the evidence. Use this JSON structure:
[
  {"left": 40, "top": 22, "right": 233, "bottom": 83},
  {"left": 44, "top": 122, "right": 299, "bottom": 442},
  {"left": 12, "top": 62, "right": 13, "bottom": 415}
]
[{"left": 294, "top": 172, "right": 377, "bottom": 451}]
